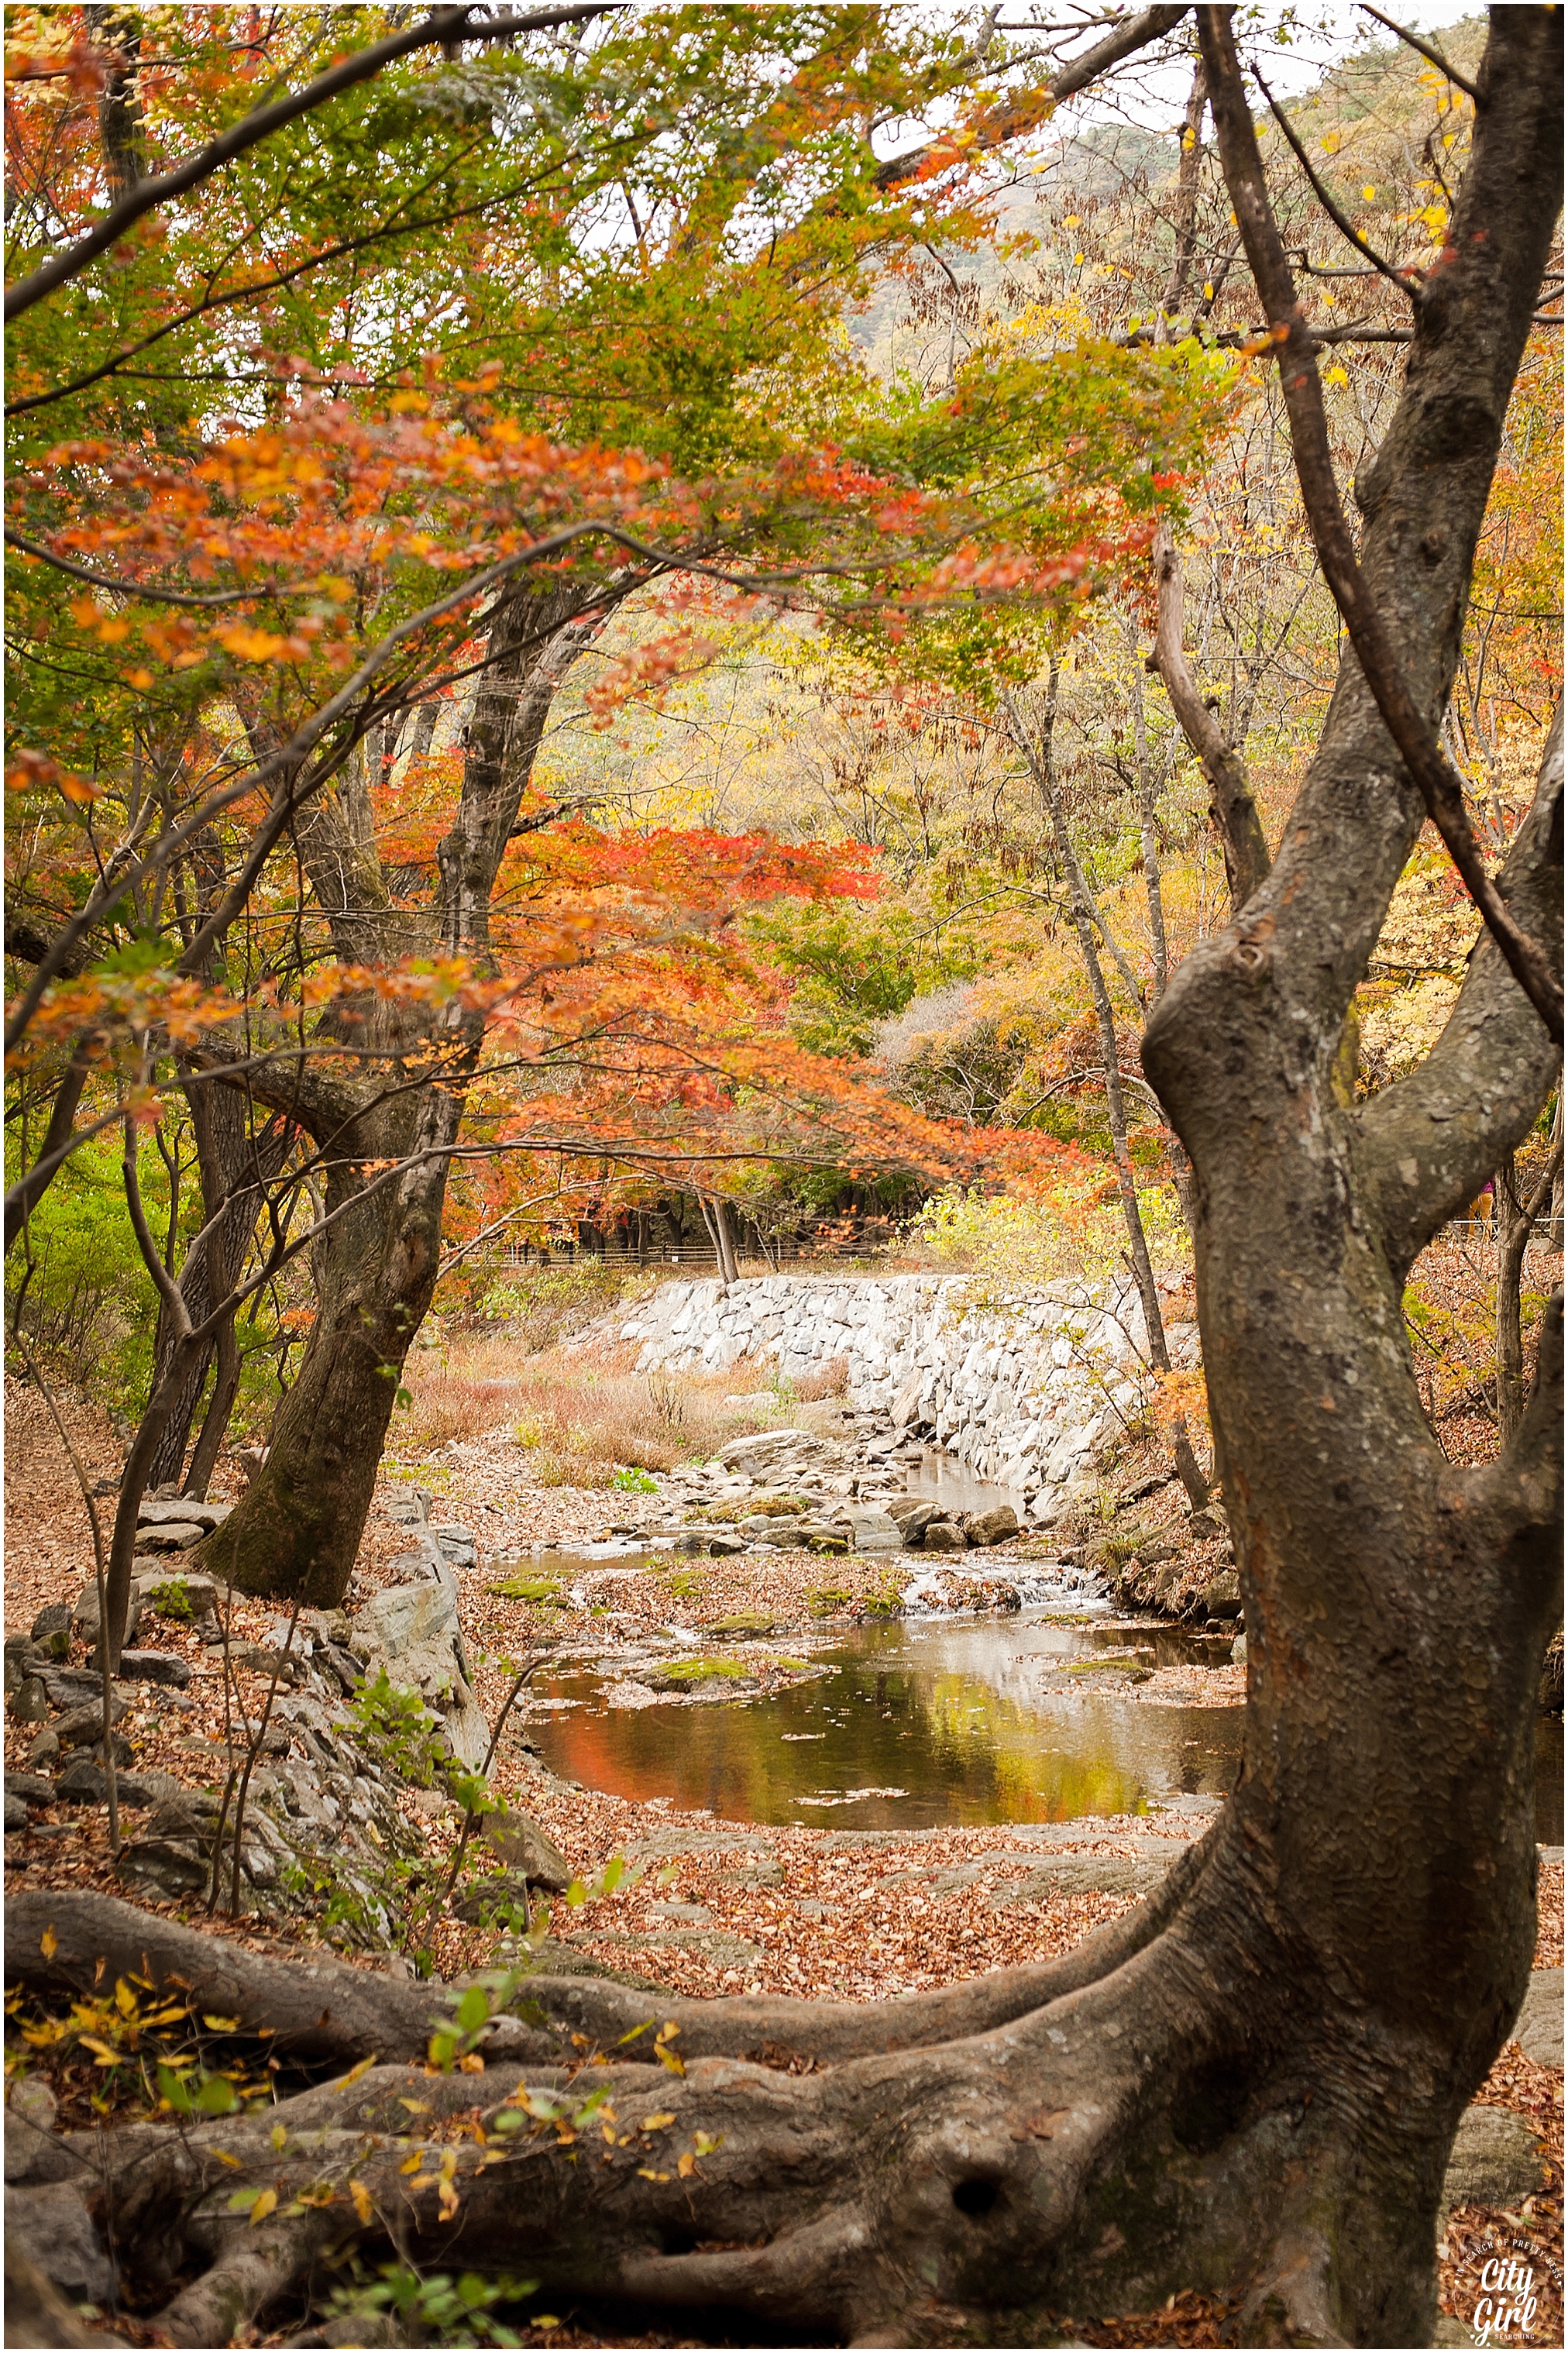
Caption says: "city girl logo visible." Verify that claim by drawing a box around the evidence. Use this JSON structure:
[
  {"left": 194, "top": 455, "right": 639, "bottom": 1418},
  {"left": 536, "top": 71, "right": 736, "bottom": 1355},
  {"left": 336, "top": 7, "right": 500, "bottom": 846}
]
[{"left": 1471, "top": 2252, "right": 1539, "bottom": 2347}]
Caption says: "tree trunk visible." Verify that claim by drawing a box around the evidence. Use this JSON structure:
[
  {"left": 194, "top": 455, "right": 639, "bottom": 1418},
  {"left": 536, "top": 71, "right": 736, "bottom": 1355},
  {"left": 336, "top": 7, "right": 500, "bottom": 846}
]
[
  {"left": 1496, "top": 1137, "right": 1564, "bottom": 1440},
  {"left": 192, "top": 597, "right": 603, "bottom": 1608}
]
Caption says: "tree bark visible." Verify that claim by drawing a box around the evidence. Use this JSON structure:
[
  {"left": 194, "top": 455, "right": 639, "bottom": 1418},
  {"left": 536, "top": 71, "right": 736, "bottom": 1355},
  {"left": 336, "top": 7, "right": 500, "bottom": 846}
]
[
  {"left": 1149, "top": 518, "right": 1272, "bottom": 908},
  {"left": 192, "top": 595, "right": 604, "bottom": 1608},
  {"left": 1496, "top": 1133, "right": 1563, "bottom": 1440}
]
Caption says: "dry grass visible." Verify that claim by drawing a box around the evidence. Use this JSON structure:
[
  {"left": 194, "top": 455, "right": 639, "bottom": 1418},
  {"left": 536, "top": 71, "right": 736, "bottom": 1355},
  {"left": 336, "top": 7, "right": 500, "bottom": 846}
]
[{"left": 396, "top": 1330, "right": 840, "bottom": 1481}]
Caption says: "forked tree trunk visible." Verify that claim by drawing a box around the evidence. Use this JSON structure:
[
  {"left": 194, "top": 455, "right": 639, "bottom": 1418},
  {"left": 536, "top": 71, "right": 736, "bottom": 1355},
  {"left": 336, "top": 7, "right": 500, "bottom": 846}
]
[{"left": 191, "top": 593, "right": 603, "bottom": 1611}]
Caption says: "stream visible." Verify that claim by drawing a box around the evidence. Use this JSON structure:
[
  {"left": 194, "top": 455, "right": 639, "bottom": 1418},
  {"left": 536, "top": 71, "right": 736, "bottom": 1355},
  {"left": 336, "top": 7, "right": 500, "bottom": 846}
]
[{"left": 524, "top": 1584, "right": 1563, "bottom": 1842}]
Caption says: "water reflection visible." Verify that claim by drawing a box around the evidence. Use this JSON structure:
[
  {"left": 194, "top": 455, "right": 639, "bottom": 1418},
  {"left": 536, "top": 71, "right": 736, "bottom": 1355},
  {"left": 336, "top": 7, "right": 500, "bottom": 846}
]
[{"left": 530, "top": 1608, "right": 1243, "bottom": 1828}]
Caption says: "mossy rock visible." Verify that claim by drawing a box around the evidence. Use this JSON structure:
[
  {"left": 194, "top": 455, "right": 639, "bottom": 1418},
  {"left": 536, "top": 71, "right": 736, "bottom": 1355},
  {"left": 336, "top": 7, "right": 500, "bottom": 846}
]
[
  {"left": 704, "top": 1612, "right": 779, "bottom": 1639},
  {"left": 649, "top": 1656, "right": 752, "bottom": 1685},
  {"left": 749, "top": 1493, "right": 814, "bottom": 1518},
  {"left": 1059, "top": 1658, "right": 1153, "bottom": 1684},
  {"left": 487, "top": 1576, "right": 566, "bottom": 1605},
  {"left": 806, "top": 1585, "right": 854, "bottom": 1616}
]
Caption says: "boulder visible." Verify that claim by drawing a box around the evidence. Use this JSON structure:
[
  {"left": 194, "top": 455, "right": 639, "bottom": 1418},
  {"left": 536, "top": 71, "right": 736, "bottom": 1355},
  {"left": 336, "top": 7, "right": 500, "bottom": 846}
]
[
  {"left": 131, "top": 1521, "right": 208, "bottom": 1552},
  {"left": 115, "top": 1837, "right": 211, "bottom": 1899},
  {"left": 1515, "top": 1968, "right": 1563, "bottom": 2066},
  {"left": 27, "top": 1605, "right": 73, "bottom": 1661},
  {"left": 704, "top": 1613, "right": 779, "bottom": 1639},
  {"left": 1202, "top": 1570, "right": 1242, "bottom": 1620},
  {"left": 1439, "top": 2104, "right": 1547, "bottom": 2219},
  {"left": 716, "top": 1428, "right": 831, "bottom": 1478},
  {"left": 3, "top": 2079, "right": 62, "bottom": 2187},
  {"left": 107, "top": 1649, "right": 191, "bottom": 1689},
  {"left": 837, "top": 1505, "right": 903, "bottom": 1554},
  {"left": 6, "top": 1677, "right": 49, "bottom": 1725},
  {"left": 53, "top": 1693, "right": 131, "bottom": 1749},
  {"left": 137, "top": 1496, "right": 233, "bottom": 1533},
  {"left": 140, "top": 1570, "right": 219, "bottom": 1621},
  {"left": 920, "top": 1520, "right": 968, "bottom": 1553},
  {"left": 4, "top": 1773, "right": 55, "bottom": 1806},
  {"left": 482, "top": 1808, "right": 573, "bottom": 1890},
  {"left": 2, "top": 2181, "right": 113, "bottom": 2303},
  {"left": 25, "top": 1731, "right": 60, "bottom": 1770},
  {"left": 965, "top": 1505, "right": 1020, "bottom": 1546},
  {"left": 71, "top": 1581, "right": 141, "bottom": 1646},
  {"left": 4, "top": 1793, "right": 26, "bottom": 1832}
]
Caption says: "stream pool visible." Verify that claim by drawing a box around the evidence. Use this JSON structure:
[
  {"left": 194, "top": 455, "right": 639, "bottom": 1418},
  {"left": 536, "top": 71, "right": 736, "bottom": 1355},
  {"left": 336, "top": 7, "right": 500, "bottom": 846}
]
[{"left": 524, "top": 1578, "right": 1564, "bottom": 1841}]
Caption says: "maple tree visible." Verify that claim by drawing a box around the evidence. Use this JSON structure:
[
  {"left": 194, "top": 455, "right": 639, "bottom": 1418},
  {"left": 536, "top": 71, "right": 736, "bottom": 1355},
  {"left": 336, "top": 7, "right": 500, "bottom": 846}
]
[{"left": 5, "top": 4, "right": 1213, "bottom": 1640}]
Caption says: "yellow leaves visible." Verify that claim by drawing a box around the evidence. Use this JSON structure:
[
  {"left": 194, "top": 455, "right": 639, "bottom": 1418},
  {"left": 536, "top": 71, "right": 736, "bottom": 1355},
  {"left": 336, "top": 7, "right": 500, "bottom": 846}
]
[
  {"left": 678, "top": 2151, "right": 697, "bottom": 2177},
  {"left": 639, "top": 2112, "right": 676, "bottom": 2133},
  {"left": 1322, "top": 366, "right": 1350, "bottom": 387},
  {"left": 77, "top": 2037, "right": 120, "bottom": 2066},
  {"left": 125, "top": 667, "right": 154, "bottom": 690},
  {"left": 248, "top": 2188, "right": 277, "bottom": 2229},
  {"left": 637, "top": 2168, "right": 672, "bottom": 2182},
  {"left": 1319, "top": 129, "right": 1343, "bottom": 157},
  {"left": 401, "top": 2153, "right": 425, "bottom": 2175},
  {"left": 215, "top": 624, "right": 288, "bottom": 663},
  {"left": 40, "top": 1927, "right": 57, "bottom": 1963},
  {"left": 333, "top": 2054, "right": 379, "bottom": 2090},
  {"left": 1360, "top": 184, "right": 1377, "bottom": 202},
  {"left": 114, "top": 1980, "right": 136, "bottom": 2018},
  {"left": 653, "top": 2021, "right": 685, "bottom": 2076},
  {"left": 349, "top": 2179, "right": 376, "bottom": 2224}
]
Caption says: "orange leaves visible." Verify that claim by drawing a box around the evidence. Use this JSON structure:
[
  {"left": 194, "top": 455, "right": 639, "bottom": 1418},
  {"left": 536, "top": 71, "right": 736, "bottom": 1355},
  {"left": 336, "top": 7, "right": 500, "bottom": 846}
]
[
  {"left": 5, "top": 747, "right": 99, "bottom": 803},
  {"left": 582, "top": 631, "right": 718, "bottom": 729}
]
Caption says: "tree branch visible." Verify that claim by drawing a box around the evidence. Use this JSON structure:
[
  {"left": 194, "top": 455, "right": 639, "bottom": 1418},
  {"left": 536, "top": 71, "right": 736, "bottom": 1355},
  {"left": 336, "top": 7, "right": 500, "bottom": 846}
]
[
  {"left": 1148, "top": 518, "right": 1271, "bottom": 906},
  {"left": 3, "top": 5, "right": 619, "bottom": 322},
  {"left": 1197, "top": 4, "right": 1563, "bottom": 1042},
  {"left": 872, "top": 5, "right": 1192, "bottom": 192},
  {"left": 1355, "top": 3, "right": 1480, "bottom": 102}
]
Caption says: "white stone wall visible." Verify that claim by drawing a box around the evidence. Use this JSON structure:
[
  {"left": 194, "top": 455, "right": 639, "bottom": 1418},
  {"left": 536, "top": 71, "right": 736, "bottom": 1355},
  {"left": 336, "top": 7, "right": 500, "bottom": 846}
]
[{"left": 617, "top": 1274, "right": 1198, "bottom": 1519}]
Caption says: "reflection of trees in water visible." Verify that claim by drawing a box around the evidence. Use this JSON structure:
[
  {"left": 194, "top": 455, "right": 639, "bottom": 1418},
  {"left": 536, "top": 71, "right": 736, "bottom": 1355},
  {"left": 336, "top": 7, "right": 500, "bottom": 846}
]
[{"left": 535, "top": 1648, "right": 1244, "bottom": 1828}]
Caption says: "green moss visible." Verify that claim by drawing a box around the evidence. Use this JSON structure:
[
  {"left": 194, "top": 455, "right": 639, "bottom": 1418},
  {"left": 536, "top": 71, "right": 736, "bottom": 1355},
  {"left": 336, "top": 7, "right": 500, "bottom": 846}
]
[
  {"left": 487, "top": 1575, "right": 566, "bottom": 1605},
  {"left": 806, "top": 1584, "right": 854, "bottom": 1616},
  {"left": 657, "top": 1656, "right": 751, "bottom": 1683}
]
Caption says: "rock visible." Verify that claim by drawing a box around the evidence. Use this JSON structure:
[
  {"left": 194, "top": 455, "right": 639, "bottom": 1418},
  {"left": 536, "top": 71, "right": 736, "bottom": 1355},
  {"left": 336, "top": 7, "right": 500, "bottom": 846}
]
[
  {"left": 116, "top": 1837, "right": 211, "bottom": 1899},
  {"left": 25, "top": 1731, "right": 60, "bottom": 1770},
  {"left": 28, "top": 1605, "right": 74, "bottom": 1660},
  {"left": 1514, "top": 1968, "right": 1563, "bottom": 2066},
  {"left": 966, "top": 1505, "right": 1020, "bottom": 1546},
  {"left": 137, "top": 1496, "right": 233, "bottom": 1533},
  {"left": 3, "top": 2078, "right": 60, "bottom": 2186},
  {"left": 4, "top": 1793, "right": 26, "bottom": 1831},
  {"left": 1230, "top": 1631, "right": 1247, "bottom": 1665},
  {"left": 799, "top": 1523, "right": 850, "bottom": 1555},
  {"left": 106, "top": 1648, "right": 191, "bottom": 1689},
  {"left": 704, "top": 1613, "right": 779, "bottom": 1638},
  {"left": 887, "top": 1497, "right": 941, "bottom": 1537},
  {"left": 833, "top": 1506, "right": 902, "bottom": 1552},
  {"left": 53, "top": 1757, "right": 114, "bottom": 1804},
  {"left": 130, "top": 1521, "right": 207, "bottom": 1552},
  {"left": 716, "top": 1428, "right": 830, "bottom": 1478},
  {"left": 229, "top": 1642, "right": 307, "bottom": 1685},
  {"left": 2, "top": 2181, "right": 113, "bottom": 2303},
  {"left": 920, "top": 1520, "right": 968, "bottom": 1553},
  {"left": 5, "top": 1773, "right": 55, "bottom": 1805},
  {"left": 483, "top": 1807, "right": 573, "bottom": 1890},
  {"left": 7, "top": 1677, "right": 49, "bottom": 1725},
  {"left": 359, "top": 1580, "right": 458, "bottom": 1660},
  {"left": 707, "top": 1532, "right": 748, "bottom": 1557},
  {"left": 1186, "top": 1508, "right": 1226, "bottom": 1540},
  {"left": 1202, "top": 1570, "right": 1242, "bottom": 1620},
  {"left": 1439, "top": 2104, "right": 1547, "bottom": 2219},
  {"left": 383, "top": 1485, "right": 433, "bottom": 1526},
  {"left": 71, "top": 1581, "right": 141, "bottom": 1646},
  {"left": 54, "top": 1693, "right": 131, "bottom": 1749},
  {"left": 141, "top": 1570, "right": 218, "bottom": 1621},
  {"left": 3, "top": 1636, "right": 47, "bottom": 1691}
]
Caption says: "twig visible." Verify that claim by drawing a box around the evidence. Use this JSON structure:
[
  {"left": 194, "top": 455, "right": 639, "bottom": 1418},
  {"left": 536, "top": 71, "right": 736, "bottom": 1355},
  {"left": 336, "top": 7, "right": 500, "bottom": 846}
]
[
  {"left": 1255, "top": 70, "right": 1419, "bottom": 301},
  {"left": 228, "top": 1597, "right": 304, "bottom": 1919},
  {"left": 428, "top": 1656, "right": 549, "bottom": 1931},
  {"left": 1354, "top": 4, "right": 1480, "bottom": 101},
  {"left": 11, "top": 1333, "right": 120, "bottom": 1857}
]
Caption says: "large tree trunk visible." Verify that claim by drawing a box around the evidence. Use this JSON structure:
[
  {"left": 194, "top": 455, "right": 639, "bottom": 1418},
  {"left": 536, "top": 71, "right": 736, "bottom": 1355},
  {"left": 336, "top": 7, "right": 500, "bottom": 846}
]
[{"left": 193, "top": 597, "right": 603, "bottom": 1608}]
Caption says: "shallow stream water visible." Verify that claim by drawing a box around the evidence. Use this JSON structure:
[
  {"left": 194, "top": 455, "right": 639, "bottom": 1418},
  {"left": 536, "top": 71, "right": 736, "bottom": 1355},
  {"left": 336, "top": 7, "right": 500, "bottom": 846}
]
[{"left": 512, "top": 1445, "right": 1564, "bottom": 1840}]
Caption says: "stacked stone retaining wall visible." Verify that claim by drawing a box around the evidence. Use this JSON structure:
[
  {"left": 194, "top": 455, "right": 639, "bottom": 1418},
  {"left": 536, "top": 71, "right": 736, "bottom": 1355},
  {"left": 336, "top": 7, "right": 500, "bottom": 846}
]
[{"left": 616, "top": 1273, "right": 1198, "bottom": 1522}]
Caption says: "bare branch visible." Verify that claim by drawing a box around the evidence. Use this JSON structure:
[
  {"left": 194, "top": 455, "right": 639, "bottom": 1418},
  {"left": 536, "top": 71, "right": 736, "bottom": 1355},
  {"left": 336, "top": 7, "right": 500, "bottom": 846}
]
[{"left": 1198, "top": 5, "right": 1563, "bottom": 1042}]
